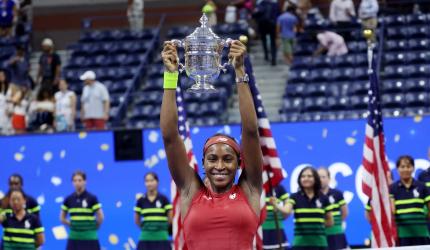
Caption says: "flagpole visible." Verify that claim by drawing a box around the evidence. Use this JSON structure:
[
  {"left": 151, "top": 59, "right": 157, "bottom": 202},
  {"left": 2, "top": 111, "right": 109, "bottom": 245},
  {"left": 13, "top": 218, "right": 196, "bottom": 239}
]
[
  {"left": 363, "top": 28, "right": 374, "bottom": 73},
  {"left": 265, "top": 171, "right": 285, "bottom": 250}
]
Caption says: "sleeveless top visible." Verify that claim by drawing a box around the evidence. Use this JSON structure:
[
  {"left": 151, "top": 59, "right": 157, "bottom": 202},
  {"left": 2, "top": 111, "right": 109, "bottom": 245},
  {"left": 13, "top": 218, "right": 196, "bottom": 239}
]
[{"left": 183, "top": 185, "right": 259, "bottom": 250}]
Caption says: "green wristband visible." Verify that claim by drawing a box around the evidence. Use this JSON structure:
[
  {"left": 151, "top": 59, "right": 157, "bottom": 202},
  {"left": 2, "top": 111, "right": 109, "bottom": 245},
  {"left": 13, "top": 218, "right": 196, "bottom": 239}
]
[{"left": 163, "top": 71, "right": 179, "bottom": 89}]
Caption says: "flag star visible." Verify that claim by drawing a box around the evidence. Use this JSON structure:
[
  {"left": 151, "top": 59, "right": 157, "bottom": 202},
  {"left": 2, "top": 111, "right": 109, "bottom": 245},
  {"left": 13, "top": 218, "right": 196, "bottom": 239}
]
[
  {"left": 257, "top": 95, "right": 262, "bottom": 100},
  {"left": 179, "top": 116, "right": 184, "bottom": 121},
  {"left": 179, "top": 125, "right": 185, "bottom": 131},
  {"left": 177, "top": 97, "right": 182, "bottom": 102},
  {"left": 178, "top": 106, "right": 184, "bottom": 112},
  {"left": 258, "top": 107, "right": 263, "bottom": 113},
  {"left": 180, "top": 135, "right": 185, "bottom": 140}
]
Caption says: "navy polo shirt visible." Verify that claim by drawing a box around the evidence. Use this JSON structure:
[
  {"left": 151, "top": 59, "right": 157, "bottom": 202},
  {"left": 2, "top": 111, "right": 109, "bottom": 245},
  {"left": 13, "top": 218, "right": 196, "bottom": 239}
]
[
  {"left": 325, "top": 188, "right": 346, "bottom": 235},
  {"left": 1, "top": 212, "right": 44, "bottom": 250}
]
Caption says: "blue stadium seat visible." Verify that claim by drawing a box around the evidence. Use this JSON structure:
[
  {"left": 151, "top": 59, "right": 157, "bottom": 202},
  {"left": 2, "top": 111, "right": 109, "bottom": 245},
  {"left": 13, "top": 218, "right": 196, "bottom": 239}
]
[
  {"left": 312, "top": 56, "right": 331, "bottom": 68},
  {"left": 404, "top": 92, "right": 429, "bottom": 107},
  {"left": 385, "top": 39, "right": 407, "bottom": 51},
  {"left": 349, "top": 95, "right": 369, "bottom": 110},
  {"left": 288, "top": 69, "right": 310, "bottom": 83},
  {"left": 303, "top": 97, "right": 326, "bottom": 111},
  {"left": 384, "top": 15, "right": 406, "bottom": 26},
  {"left": 406, "top": 13, "right": 428, "bottom": 25},
  {"left": 384, "top": 65, "right": 409, "bottom": 78},
  {"left": 407, "top": 51, "right": 430, "bottom": 63},
  {"left": 404, "top": 107, "right": 428, "bottom": 116},
  {"left": 310, "top": 68, "right": 331, "bottom": 82},
  {"left": 326, "top": 96, "right": 349, "bottom": 110},
  {"left": 306, "top": 83, "right": 327, "bottom": 97},
  {"left": 167, "top": 26, "right": 192, "bottom": 39},
  {"left": 382, "top": 79, "right": 404, "bottom": 93},
  {"left": 285, "top": 84, "right": 305, "bottom": 97},
  {"left": 386, "top": 27, "right": 408, "bottom": 39},
  {"left": 143, "top": 77, "right": 164, "bottom": 91},
  {"left": 381, "top": 93, "right": 404, "bottom": 108},
  {"left": 282, "top": 97, "right": 302, "bottom": 112},
  {"left": 291, "top": 57, "right": 312, "bottom": 69},
  {"left": 332, "top": 67, "right": 355, "bottom": 81},
  {"left": 409, "top": 64, "right": 430, "bottom": 77},
  {"left": 384, "top": 52, "right": 406, "bottom": 64},
  {"left": 404, "top": 78, "right": 428, "bottom": 92},
  {"left": 348, "top": 81, "right": 370, "bottom": 95},
  {"left": 408, "top": 38, "right": 429, "bottom": 50},
  {"left": 147, "top": 64, "right": 164, "bottom": 78},
  {"left": 408, "top": 25, "right": 430, "bottom": 38}
]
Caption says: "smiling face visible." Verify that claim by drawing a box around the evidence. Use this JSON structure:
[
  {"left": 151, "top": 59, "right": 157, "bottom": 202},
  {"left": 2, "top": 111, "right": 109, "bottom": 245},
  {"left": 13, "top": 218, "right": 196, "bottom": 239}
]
[
  {"left": 204, "top": 143, "right": 239, "bottom": 193},
  {"left": 300, "top": 168, "right": 316, "bottom": 190}
]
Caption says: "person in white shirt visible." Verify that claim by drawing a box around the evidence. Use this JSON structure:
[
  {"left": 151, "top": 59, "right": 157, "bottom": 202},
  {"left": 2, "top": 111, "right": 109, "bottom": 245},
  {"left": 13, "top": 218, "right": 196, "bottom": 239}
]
[
  {"left": 29, "top": 86, "right": 55, "bottom": 132},
  {"left": 80, "top": 71, "right": 110, "bottom": 130},
  {"left": 55, "top": 79, "right": 76, "bottom": 132},
  {"left": 314, "top": 31, "right": 348, "bottom": 57},
  {"left": 0, "top": 70, "right": 11, "bottom": 135},
  {"left": 359, "top": 0, "right": 378, "bottom": 43},
  {"left": 128, "top": 0, "right": 143, "bottom": 31},
  {"left": 329, "top": 0, "right": 356, "bottom": 41}
]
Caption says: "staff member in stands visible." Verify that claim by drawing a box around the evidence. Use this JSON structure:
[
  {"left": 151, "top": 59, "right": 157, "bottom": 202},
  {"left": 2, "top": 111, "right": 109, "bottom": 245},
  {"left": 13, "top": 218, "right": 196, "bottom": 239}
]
[
  {"left": 270, "top": 166, "right": 333, "bottom": 250},
  {"left": 318, "top": 167, "right": 349, "bottom": 250},
  {"left": 160, "top": 40, "right": 263, "bottom": 249},
  {"left": 134, "top": 172, "right": 172, "bottom": 250},
  {"left": 0, "top": 174, "right": 41, "bottom": 217},
  {"left": 60, "top": 171, "right": 104, "bottom": 250},
  {"left": 390, "top": 155, "right": 430, "bottom": 246},
  {"left": 0, "top": 189, "right": 45, "bottom": 250},
  {"left": 265, "top": 184, "right": 289, "bottom": 249}
]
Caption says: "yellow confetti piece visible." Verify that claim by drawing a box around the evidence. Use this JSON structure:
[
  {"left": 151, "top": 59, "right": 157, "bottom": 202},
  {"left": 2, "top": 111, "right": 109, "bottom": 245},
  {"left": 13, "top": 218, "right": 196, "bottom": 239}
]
[
  {"left": 100, "top": 144, "right": 109, "bottom": 151},
  {"left": 14, "top": 153, "right": 24, "bottom": 162},
  {"left": 109, "top": 234, "right": 119, "bottom": 245},
  {"left": 346, "top": 137, "right": 356, "bottom": 146},
  {"left": 78, "top": 132, "right": 87, "bottom": 139},
  {"left": 52, "top": 225, "right": 68, "bottom": 240},
  {"left": 97, "top": 163, "right": 104, "bottom": 171},
  {"left": 414, "top": 115, "right": 423, "bottom": 123}
]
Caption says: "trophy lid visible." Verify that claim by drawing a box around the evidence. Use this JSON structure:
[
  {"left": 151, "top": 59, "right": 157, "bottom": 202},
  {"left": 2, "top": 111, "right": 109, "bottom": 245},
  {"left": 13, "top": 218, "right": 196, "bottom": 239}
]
[{"left": 186, "top": 14, "right": 220, "bottom": 41}]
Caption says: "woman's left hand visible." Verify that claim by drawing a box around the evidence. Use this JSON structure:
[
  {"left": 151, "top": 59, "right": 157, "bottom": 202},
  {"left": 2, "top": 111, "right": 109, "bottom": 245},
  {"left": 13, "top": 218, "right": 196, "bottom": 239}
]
[{"left": 229, "top": 40, "right": 247, "bottom": 76}]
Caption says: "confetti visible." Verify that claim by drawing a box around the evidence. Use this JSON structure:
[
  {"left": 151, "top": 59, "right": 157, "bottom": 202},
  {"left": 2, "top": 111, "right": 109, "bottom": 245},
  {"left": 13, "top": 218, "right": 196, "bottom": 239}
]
[
  {"left": 100, "top": 144, "right": 109, "bottom": 151},
  {"left": 20, "top": 146, "right": 25, "bottom": 152},
  {"left": 55, "top": 197, "right": 64, "bottom": 203},
  {"left": 346, "top": 137, "right": 356, "bottom": 146},
  {"left": 223, "top": 125, "right": 231, "bottom": 135},
  {"left": 43, "top": 151, "right": 53, "bottom": 162},
  {"left": 144, "top": 155, "right": 159, "bottom": 168},
  {"left": 135, "top": 193, "right": 144, "bottom": 200},
  {"left": 158, "top": 149, "right": 166, "bottom": 159},
  {"left": 78, "top": 132, "right": 87, "bottom": 139},
  {"left": 307, "top": 145, "right": 313, "bottom": 150},
  {"left": 351, "top": 130, "right": 358, "bottom": 136},
  {"left": 148, "top": 131, "right": 159, "bottom": 143},
  {"left": 109, "top": 234, "right": 119, "bottom": 245},
  {"left": 0, "top": 190, "right": 4, "bottom": 199},
  {"left": 14, "top": 153, "right": 24, "bottom": 162},
  {"left": 116, "top": 201, "right": 122, "bottom": 208},
  {"left": 97, "top": 162, "right": 104, "bottom": 171},
  {"left": 37, "top": 195, "right": 45, "bottom": 205},
  {"left": 51, "top": 176, "right": 62, "bottom": 186},
  {"left": 52, "top": 225, "right": 68, "bottom": 240},
  {"left": 128, "top": 237, "right": 136, "bottom": 249},
  {"left": 322, "top": 128, "right": 328, "bottom": 138},
  {"left": 192, "top": 127, "right": 200, "bottom": 134},
  {"left": 394, "top": 134, "right": 400, "bottom": 143},
  {"left": 414, "top": 115, "right": 423, "bottom": 123},
  {"left": 60, "top": 150, "right": 66, "bottom": 159}
]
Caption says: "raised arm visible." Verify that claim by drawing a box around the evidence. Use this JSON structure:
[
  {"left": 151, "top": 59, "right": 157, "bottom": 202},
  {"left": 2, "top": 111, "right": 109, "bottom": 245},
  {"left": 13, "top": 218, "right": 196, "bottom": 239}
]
[
  {"left": 232, "top": 41, "right": 262, "bottom": 194},
  {"left": 160, "top": 42, "right": 200, "bottom": 197}
]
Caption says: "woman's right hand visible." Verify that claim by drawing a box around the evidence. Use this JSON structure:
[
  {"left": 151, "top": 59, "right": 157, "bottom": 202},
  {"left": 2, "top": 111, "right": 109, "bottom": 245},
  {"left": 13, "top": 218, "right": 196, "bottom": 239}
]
[{"left": 162, "top": 42, "right": 179, "bottom": 73}]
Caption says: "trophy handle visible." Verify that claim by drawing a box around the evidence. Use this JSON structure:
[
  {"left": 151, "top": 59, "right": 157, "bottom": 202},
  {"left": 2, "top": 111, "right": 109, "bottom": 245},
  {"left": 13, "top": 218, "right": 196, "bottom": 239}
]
[
  {"left": 170, "top": 39, "right": 185, "bottom": 73},
  {"left": 219, "top": 38, "right": 233, "bottom": 73}
]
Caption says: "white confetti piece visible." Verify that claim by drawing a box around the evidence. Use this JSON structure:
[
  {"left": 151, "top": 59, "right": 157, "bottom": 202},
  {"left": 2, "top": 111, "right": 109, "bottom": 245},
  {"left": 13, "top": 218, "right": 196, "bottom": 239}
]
[
  {"left": 410, "top": 129, "right": 416, "bottom": 135},
  {"left": 20, "top": 146, "right": 25, "bottom": 152},
  {"left": 128, "top": 237, "right": 136, "bottom": 249},
  {"left": 43, "top": 151, "right": 53, "bottom": 162},
  {"left": 55, "top": 197, "right": 64, "bottom": 203},
  {"left": 148, "top": 131, "right": 159, "bottom": 143},
  {"left": 158, "top": 149, "right": 166, "bottom": 159},
  {"left": 394, "top": 134, "right": 400, "bottom": 143},
  {"left": 78, "top": 132, "right": 87, "bottom": 139},
  {"left": 286, "top": 136, "right": 297, "bottom": 142},
  {"left": 100, "top": 144, "right": 109, "bottom": 151},
  {"left": 116, "top": 201, "right": 122, "bottom": 208},
  {"left": 351, "top": 130, "right": 358, "bottom": 136},
  {"left": 123, "top": 243, "right": 131, "bottom": 250},
  {"left": 52, "top": 225, "right": 68, "bottom": 240},
  {"left": 109, "top": 234, "right": 119, "bottom": 245},
  {"left": 51, "top": 176, "right": 62, "bottom": 186},
  {"left": 14, "top": 153, "right": 24, "bottom": 162},
  {"left": 60, "top": 150, "right": 66, "bottom": 159},
  {"left": 322, "top": 128, "right": 328, "bottom": 138},
  {"left": 223, "top": 125, "right": 231, "bottom": 135},
  {"left": 135, "top": 193, "right": 144, "bottom": 200},
  {"left": 97, "top": 162, "right": 104, "bottom": 171},
  {"left": 192, "top": 127, "right": 200, "bottom": 134},
  {"left": 37, "top": 195, "right": 45, "bottom": 205},
  {"left": 144, "top": 155, "right": 159, "bottom": 168},
  {"left": 346, "top": 137, "right": 356, "bottom": 146},
  {"left": 307, "top": 145, "right": 313, "bottom": 150},
  {"left": 0, "top": 190, "right": 4, "bottom": 199}
]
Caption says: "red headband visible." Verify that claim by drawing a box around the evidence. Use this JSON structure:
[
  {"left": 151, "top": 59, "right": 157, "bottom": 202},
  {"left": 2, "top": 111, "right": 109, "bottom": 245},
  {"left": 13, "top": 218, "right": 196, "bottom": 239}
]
[{"left": 203, "top": 135, "right": 241, "bottom": 156}]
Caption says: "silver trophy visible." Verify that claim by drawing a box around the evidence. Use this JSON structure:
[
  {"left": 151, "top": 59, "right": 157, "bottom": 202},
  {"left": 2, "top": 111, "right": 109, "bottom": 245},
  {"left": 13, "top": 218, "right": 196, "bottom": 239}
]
[{"left": 171, "top": 14, "right": 232, "bottom": 93}]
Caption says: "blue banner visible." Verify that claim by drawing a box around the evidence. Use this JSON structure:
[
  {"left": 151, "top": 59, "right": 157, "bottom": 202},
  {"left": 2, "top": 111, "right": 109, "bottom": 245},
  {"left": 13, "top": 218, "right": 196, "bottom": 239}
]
[{"left": 0, "top": 116, "right": 429, "bottom": 249}]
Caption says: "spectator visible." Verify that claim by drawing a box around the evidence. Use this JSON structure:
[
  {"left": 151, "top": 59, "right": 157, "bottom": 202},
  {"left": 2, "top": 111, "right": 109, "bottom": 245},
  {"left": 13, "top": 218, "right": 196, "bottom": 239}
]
[
  {"left": 202, "top": 0, "right": 217, "bottom": 27},
  {"left": 0, "top": 0, "right": 17, "bottom": 37},
  {"left": 7, "top": 45, "right": 30, "bottom": 90},
  {"left": 253, "top": 0, "right": 279, "bottom": 66},
  {"left": 233, "top": 0, "right": 253, "bottom": 22},
  {"left": 127, "top": 0, "right": 143, "bottom": 31},
  {"left": 8, "top": 84, "right": 28, "bottom": 134},
  {"left": 29, "top": 86, "right": 55, "bottom": 132},
  {"left": 80, "top": 71, "right": 110, "bottom": 130},
  {"left": 55, "top": 79, "right": 76, "bottom": 132},
  {"left": 0, "top": 69, "right": 11, "bottom": 134},
  {"left": 359, "top": 0, "right": 378, "bottom": 43},
  {"left": 277, "top": 5, "right": 298, "bottom": 65},
  {"left": 314, "top": 31, "right": 348, "bottom": 57},
  {"left": 14, "top": 0, "right": 32, "bottom": 37},
  {"left": 37, "top": 38, "right": 61, "bottom": 92},
  {"left": 329, "top": 0, "right": 356, "bottom": 40}
]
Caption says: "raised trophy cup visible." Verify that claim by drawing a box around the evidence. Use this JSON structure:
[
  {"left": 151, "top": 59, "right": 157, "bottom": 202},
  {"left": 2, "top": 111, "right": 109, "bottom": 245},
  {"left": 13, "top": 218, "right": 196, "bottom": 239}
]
[{"left": 171, "top": 14, "right": 232, "bottom": 93}]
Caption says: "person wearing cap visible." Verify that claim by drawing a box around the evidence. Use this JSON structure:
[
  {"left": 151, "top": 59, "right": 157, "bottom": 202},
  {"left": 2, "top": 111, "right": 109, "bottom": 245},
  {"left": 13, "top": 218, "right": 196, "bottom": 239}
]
[
  {"left": 80, "top": 71, "right": 110, "bottom": 130},
  {"left": 37, "top": 38, "right": 61, "bottom": 91},
  {"left": 160, "top": 40, "right": 262, "bottom": 249}
]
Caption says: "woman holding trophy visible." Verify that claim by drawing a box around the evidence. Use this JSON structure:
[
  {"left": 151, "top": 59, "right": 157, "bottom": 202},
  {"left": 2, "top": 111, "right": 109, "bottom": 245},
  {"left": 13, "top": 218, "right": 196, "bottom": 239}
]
[{"left": 160, "top": 38, "right": 263, "bottom": 249}]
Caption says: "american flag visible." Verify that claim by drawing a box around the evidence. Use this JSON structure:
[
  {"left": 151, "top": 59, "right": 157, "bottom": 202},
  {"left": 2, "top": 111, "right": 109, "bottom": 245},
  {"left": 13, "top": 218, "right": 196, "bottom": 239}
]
[
  {"left": 361, "top": 59, "right": 396, "bottom": 247},
  {"left": 245, "top": 57, "right": 287, "bottom": 249},
  {"left": 171, "top": 85, "right": 199, "bottom": 250}
]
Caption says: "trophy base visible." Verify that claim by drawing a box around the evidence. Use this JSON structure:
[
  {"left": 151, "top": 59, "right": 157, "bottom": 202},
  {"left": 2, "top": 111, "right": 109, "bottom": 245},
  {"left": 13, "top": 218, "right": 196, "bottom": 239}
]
[{"left": 187, "top": 83, "right": 218, "bottom": 94}]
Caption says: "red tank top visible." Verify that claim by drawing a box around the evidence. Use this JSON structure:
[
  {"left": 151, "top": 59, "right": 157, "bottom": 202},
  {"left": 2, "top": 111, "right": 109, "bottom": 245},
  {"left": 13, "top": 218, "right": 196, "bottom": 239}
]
[{"left": 183, "top": 185, "right": 259, "bottom": 250}]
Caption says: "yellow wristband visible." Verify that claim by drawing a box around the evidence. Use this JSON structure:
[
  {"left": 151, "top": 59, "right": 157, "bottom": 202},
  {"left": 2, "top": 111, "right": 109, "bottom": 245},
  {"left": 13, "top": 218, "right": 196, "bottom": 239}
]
[{"left": 163, "top": 71, "right": 179, "bottom": 89}]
